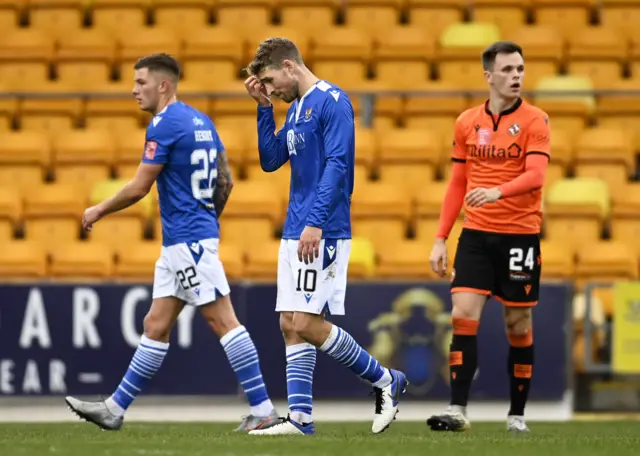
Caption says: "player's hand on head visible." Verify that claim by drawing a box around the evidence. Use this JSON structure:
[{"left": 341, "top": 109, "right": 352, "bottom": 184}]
[
  {"left": 429, "top": 239, "right": 448, "bottom": 277},
  {"left": 244, "top": 75, "right": 271, "bottom": 107},
  {"left": 298, "top": 226, "right": 322, "bottom": 265},
  {"left": 82, "top": 205, "right": 103, "bottom": 232},
  {"left": 465, "top": 187, "right": 502, "bottom": 207}
]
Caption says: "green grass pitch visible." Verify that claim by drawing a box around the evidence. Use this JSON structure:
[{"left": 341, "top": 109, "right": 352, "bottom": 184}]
[{"left": 1, "top": 422, "right": 639, "bottom": 456}]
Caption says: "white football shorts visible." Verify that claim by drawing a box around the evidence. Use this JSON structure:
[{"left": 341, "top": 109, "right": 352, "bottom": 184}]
[
  {"left": 152, "top": 238, "right": 231, "bottom": 306},
  {"left": 276, "top": 238, "right": 351, "bottom": 316}
]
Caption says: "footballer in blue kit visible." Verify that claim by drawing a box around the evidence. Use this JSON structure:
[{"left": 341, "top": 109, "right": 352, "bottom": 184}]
[
  {"left": 65, "top": 53, "right": 280, "bottom": 433},
  {"left": 244, "top": 38, "right": 408, "bottom": 436}
]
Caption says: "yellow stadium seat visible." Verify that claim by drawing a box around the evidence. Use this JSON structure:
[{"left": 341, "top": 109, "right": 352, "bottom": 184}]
[
  {"left": 351, "top": 182, "right": 411, "bottom": 250},
  {"left": 414, "top": 181, "right": 447, "bottom": 219},
  {"left": 0, "top": 131, "right": 51, "bottom": 191},
  {"left": 18, "top": 82, "right": 83, "bottom": 136},
  {"left": 575, "top": 241, "right": 638, "bottom": 289},
  {"left": 114, "top": 240, "right": 160, "bottom": 281},
  {"left": 49, "top": 241, "right": 113, "bottom": 279},
  {"left": 279, "top": 1, "right": 338, "bottom": 35},
  {"left": 572, "top": 127, "right": 634, "bottom": 201},
  {"left": 53, "top": 129, "right": 114, "bottom": 191},
  {"left": 539, "top": 240, "right": 576, "bottom": 280},
  {"left": 415, "top": 215, "right": 464, "bottom": 248},
  {"left": 344, "top": 1, "right": 402, "bottom": 38},
  {"left": 118, "top": 28, "right": 181, "bottom": 81},
  {"left": 404, "top": 81, "right": 466, "bottom": 136},
  {"left": 244, "top": 164, "right": 290, "bottom": 200},
  {"left": 348, "top": 236, "right": 376, "bottom": 279},
  {"left": 377, "top": 240, "right": 432, "bottom": 279},
  {"left": 215, "top": 0, "right": 272, "bottom": 32},
  {"left": 219, "top": 218, "right": 276, "bottom": 255},
  {"left": 471, "top": 1, "right": 528, "bottom": 37},
  {"left": 245, "top": 239, "right": 280, "bottom": 280},
  {"left": 182, "top": 27, "right": 243, "bottom": 87},
  {"left": 532, "top": 0, "right": 595, "bottom": 39},
  {"left": 601, "top": 1, "right": 640, "bottom": 39},
  {"left": 213, "top": 126, "right": 247, "bottom": 168},
  {"left": 407, "top": 0, "right": 465, "bottom": 39},
  {"left": 505, "top": 25, "right": 562, "bottom": 90},
  {"left": 28, "top": 1, "right": 84, "bottom": 38},
  {"left": 86, "top": 116, "right": 141, "bottom": 134},
  {"left": 611, "top": 183, "right": 640, "bottom": 256},
  {"left": 313, "top": 61, "right": 367, "bottom": 89},
  {"left": 91, "top": 1, "right": 148, "bottom": 36},
  {"left": 223, "top": 180, "right": 283, "bottom": 224},
  {"left": 245, "top": 27, "right": 310, "bottom": 62},
  {"left": 24, "top": 184, "right": 83, "bottom": 243},
  {"left": 355, "top": 127, "right": 376, "bottom": 176},
  {"left": 219, "top": 242, "right": 244, "bottom": 280},
  {"left": 0, "top": 241, "right": 47, "bottom": 279},
  {"left": 56, "top": 29, "right": 115, "bottom": 89},
  {"left": 0, "top": 186, "right": 21, "bottom": 240},
  {"left": 377, "top": 128, "right": 442, "bottom": 194},
  {"left": 0, "top": 3, "right": 18, "bottom": 31},
  {"left": 534, "top": 76, "right": 594, "bottom": 140},
  {"left": 436, "top": 22, "right": 501, "bottom": 89},
  {"left": 566, "top": 27, "right": 626, "bottom": 90},
  {"left": 545, "top": 127, "right": 571, "bottom": 189},
  {"left": 84, "top": 81, "right": 146, "bottom": 125},
  {"left": 0, "top": 29, "right": 55, "bottom": 90},
  {"left": 114, "top": 127, "right": 147, "bottom": 167},
  {"left": 152, "top": 0, "right": 211, "bottom": 33},
  {"left": 544, "top": 178, "right": 610, "bottom": 248},
  {"left": 311, "top": 28, "right": 370, "bottom": 83}
]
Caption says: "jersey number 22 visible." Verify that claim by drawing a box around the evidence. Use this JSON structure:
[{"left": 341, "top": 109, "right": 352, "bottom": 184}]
[{"left": 191, "top": 148, "right": 217, "bottom": 200}]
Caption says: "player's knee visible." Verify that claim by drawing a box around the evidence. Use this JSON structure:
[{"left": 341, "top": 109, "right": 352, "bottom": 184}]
[
  {"left": 451, "top": 292, "right": 486, "bottom": 320},
  {"left": 279, "top": 312, "right": 297, "bottom": 338},
  {"left": 291, "top": 312, "right": 322, "bottom": 342},
  {"left": 143, "top": 311, "right": 173, "bottom": 342},
  {"left": 504, "top": 307, "right": 532, "bottom": 338},
  {"left": 200, "top": 296, "right": 240, "bottom": 337}
]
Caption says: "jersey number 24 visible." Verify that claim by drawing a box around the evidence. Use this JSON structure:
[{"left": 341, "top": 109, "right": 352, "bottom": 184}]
[{"left": 190, "top": 148, "right": 218, "bottom": 200}]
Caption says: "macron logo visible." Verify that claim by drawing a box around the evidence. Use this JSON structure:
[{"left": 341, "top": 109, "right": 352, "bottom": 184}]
[
  {"left": 330, "top": 90, "right": 340, "bottom": 102},
  {"left": 326, "top": 246, "right": 336, "bottom": 260},
  {"left": 152, "top": 116, "right": 162, "bottom": 127}
]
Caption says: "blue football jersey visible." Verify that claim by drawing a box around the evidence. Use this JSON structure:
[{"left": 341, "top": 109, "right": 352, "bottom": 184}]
[
  {"left": 141, "top": 101, "right": 224, "bottom": 246},
  {"left": 257, "top": 80, "right": 355, "bottom": 240}
]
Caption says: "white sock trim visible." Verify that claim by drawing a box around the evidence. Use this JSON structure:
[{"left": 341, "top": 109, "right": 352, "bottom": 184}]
[
  {"left": 140, "top": 335, "right": 169, "bottom": 350},
  {"left": 286, "top": 342, "right": 315, "bottom": 357},
  {"left": 319, "top": 325, "right": 339, "bottom": 352},
  {"left": 219, "top": 325, "right": 245, "bottom": 347}
]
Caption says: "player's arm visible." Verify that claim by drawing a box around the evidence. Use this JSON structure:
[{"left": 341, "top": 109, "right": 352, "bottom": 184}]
[
  {"left": 305, "top": 96, "right": 352, "bottom": 230},
  {"left": 95, "top": 163, "right": 163, "bottom": 217},
  {"left": 435, "top": 119, "right": 468, "bottom": 241},
  {"left": 213, "top": 139, "right": 234, "bottom": 216},
  {"left": 497, "top": 116, "right": 550, "bottom": 198},
  {"left": 257, "top": 105, "right": 289, "bottom": 172}
]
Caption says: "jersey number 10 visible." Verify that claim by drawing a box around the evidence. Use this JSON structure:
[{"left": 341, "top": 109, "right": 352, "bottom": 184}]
[{"left": 191, "top": 148, "right": 218, "bottom": 200}]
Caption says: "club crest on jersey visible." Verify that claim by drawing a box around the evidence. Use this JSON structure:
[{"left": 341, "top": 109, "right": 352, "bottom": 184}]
[
  {"left": 477, "top": 128, "right": 491, "bottom": 146},
  {"left": 304, "top": 107, "right": 313, "bottom": 122},
  {"left": 144, "top": 141, "right": 157, "bottom": 159},
  {"left": 508, "top": 124, "right": 520, "bottom": 136}
]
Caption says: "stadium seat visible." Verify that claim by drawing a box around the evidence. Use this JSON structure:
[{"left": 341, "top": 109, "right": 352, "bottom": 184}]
[
  {"left": 18, "top": 81, "right": 84, "bottom": 134},
  {"left": 575, "top": 241, "right": 638, "bottom": 290},
  {"left": 0, "top": 131, "right": 51, "bottom": 191},
  {"left": 55, "top": 29, "right": 116, "bottom": 90},
  {"left": 539, "top": 240, "right": 576, "bottom": 280},
  {"left": 611, "top": 183, "right": 640, "bottom": 256},
  {"left": 351, "top": 182, "right": 411, "bottom": 251},
  {"left": 0, "top": 2, "right": 18, "bottom": 31},
  {"left": 151, "top": 0, "right": 212, "bottom": 33},
  {"left": 114, "top": 127, "right": 147, "bottom": 176},
  {"left": 414, "top": 181, "right": 447, "bottom": 220},
  {"left": 182, "top": 27, "right": 243, "bottom": 88},
  {"left": 344, "top": 0, "right": 403, "bottom": 39},
  {"left": 114, "top": 240, "right": 160, "bottom": 281},
  {"left": 0, "top": 240, "right": 47, "bottom": 279},
  {"left": 49, "top": 241, "right": 113, "bottom": 278},
  {"left": 471, "top": 0, "right": 528, "bottom": 37},
  {"left": 353, "top": 127, "right": 376, "bottom": 180},
  {"left": 348, "top": 236, "right": 376, "bottom": 279},
  {"left": 407, "top": 0, "right": 465, "bottom": 39},
  {"left": 84, "top": 82, "right": 147, "bottom": 127},
  {"left": 215, "top": 0, "right": 273, "bottom": 33},
  {"left": 218, "top": 242, "right": 244, "bottom": 280},
  {"left": 377, "top": 240, "right": 432, "bottom": 279},
  {"left": 403, "top": 81, "right": 466, "bottom": 138},
  {"left": 118, "top": 28, "right": 181, "bottom": 82},
  {"left": 218, "top": 218, "right": 276, "bottom": 256},
  {"left": 572, "top": 127, "right": 634, "bottom": 201},
  {"left": 377, "top": 128, "right": 442, "bottom": 194},
  {"left": 436, "top": 22, "right": 502, "bottom": 89},
  {"left": 544, "top": 178, "right": 610, "bottom": 248},
  {"left": 532, "top": 0, "right": 595, "bottom": 39},
  {"left": 533, "top": 76, "right": 595, "bottom": 141},
  {"left": 23, "top": 183, "right": 83, "bottom": 244},
  {"left": 28, "top": 1, "right": 85, "bottom": 38},
  {"left": 566, "top": 27, "right": 627, "bottom": 90},
  {"left": 0, "top": 186, "right": 21, "bottom": 240},
  {"left": 546, "top": 128, "right": 572, "bottom": 188},
  {"left": 505, "top": 25, "right": 563, "bottom": 90},
  {"left": 0, "top": 29, "right": 55, "bottom": 90},
  {"left": 91, "top": 0, "right": 148, "bottom": 37},
  {"left": 222, "top": 180, "right": 283, "bottom": 226},
  {"left": 600, "top": 0, "right": 640, "bottom": 40},
  {"left": 53, "top": 129, "right": 115, "bottom": 191},
  {"left": 244, "top": 239, "right": 280, "bottom": 280},
  {"left": 278, "top": 0, "right": 338, "bottom": 35},
  {"left": 310, "top": 27, "right": 370, "bottom": 88}
]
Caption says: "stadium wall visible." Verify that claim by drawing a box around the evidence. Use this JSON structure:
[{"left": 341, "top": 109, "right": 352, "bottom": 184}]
[{"left": 0, "top": 281, "right": 573, "bottom": 402}]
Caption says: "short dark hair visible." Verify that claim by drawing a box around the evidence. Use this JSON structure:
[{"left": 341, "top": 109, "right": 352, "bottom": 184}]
[
  {"left": 246, "top": 37, "right": 303, "bottom": 77},
  {"left": 134, "top": 53, "right": 181, "bottom": 81},
  {"left": 482, "top": 41, "right": 523, "bottom": 71}
]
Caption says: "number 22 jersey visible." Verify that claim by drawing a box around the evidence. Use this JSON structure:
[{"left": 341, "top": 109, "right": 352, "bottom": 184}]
[{"left": 141, "top": 101, "right": 224, "bottom": 246}]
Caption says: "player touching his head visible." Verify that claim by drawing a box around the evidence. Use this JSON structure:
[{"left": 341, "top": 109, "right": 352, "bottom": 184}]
[
  {"left": 426, "top": 41, "right": 550, "bottom": 434},
  {"left": 243, "top": 38, "right": 407, "bottom": 436},
  {"left": 64, "top": 53, "right": 280, "bottom": 433}
]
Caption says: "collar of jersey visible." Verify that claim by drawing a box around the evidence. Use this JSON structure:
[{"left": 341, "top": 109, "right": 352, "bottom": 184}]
[{"left": 294, "top": 81, "right": 321, "bottom": 122}]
